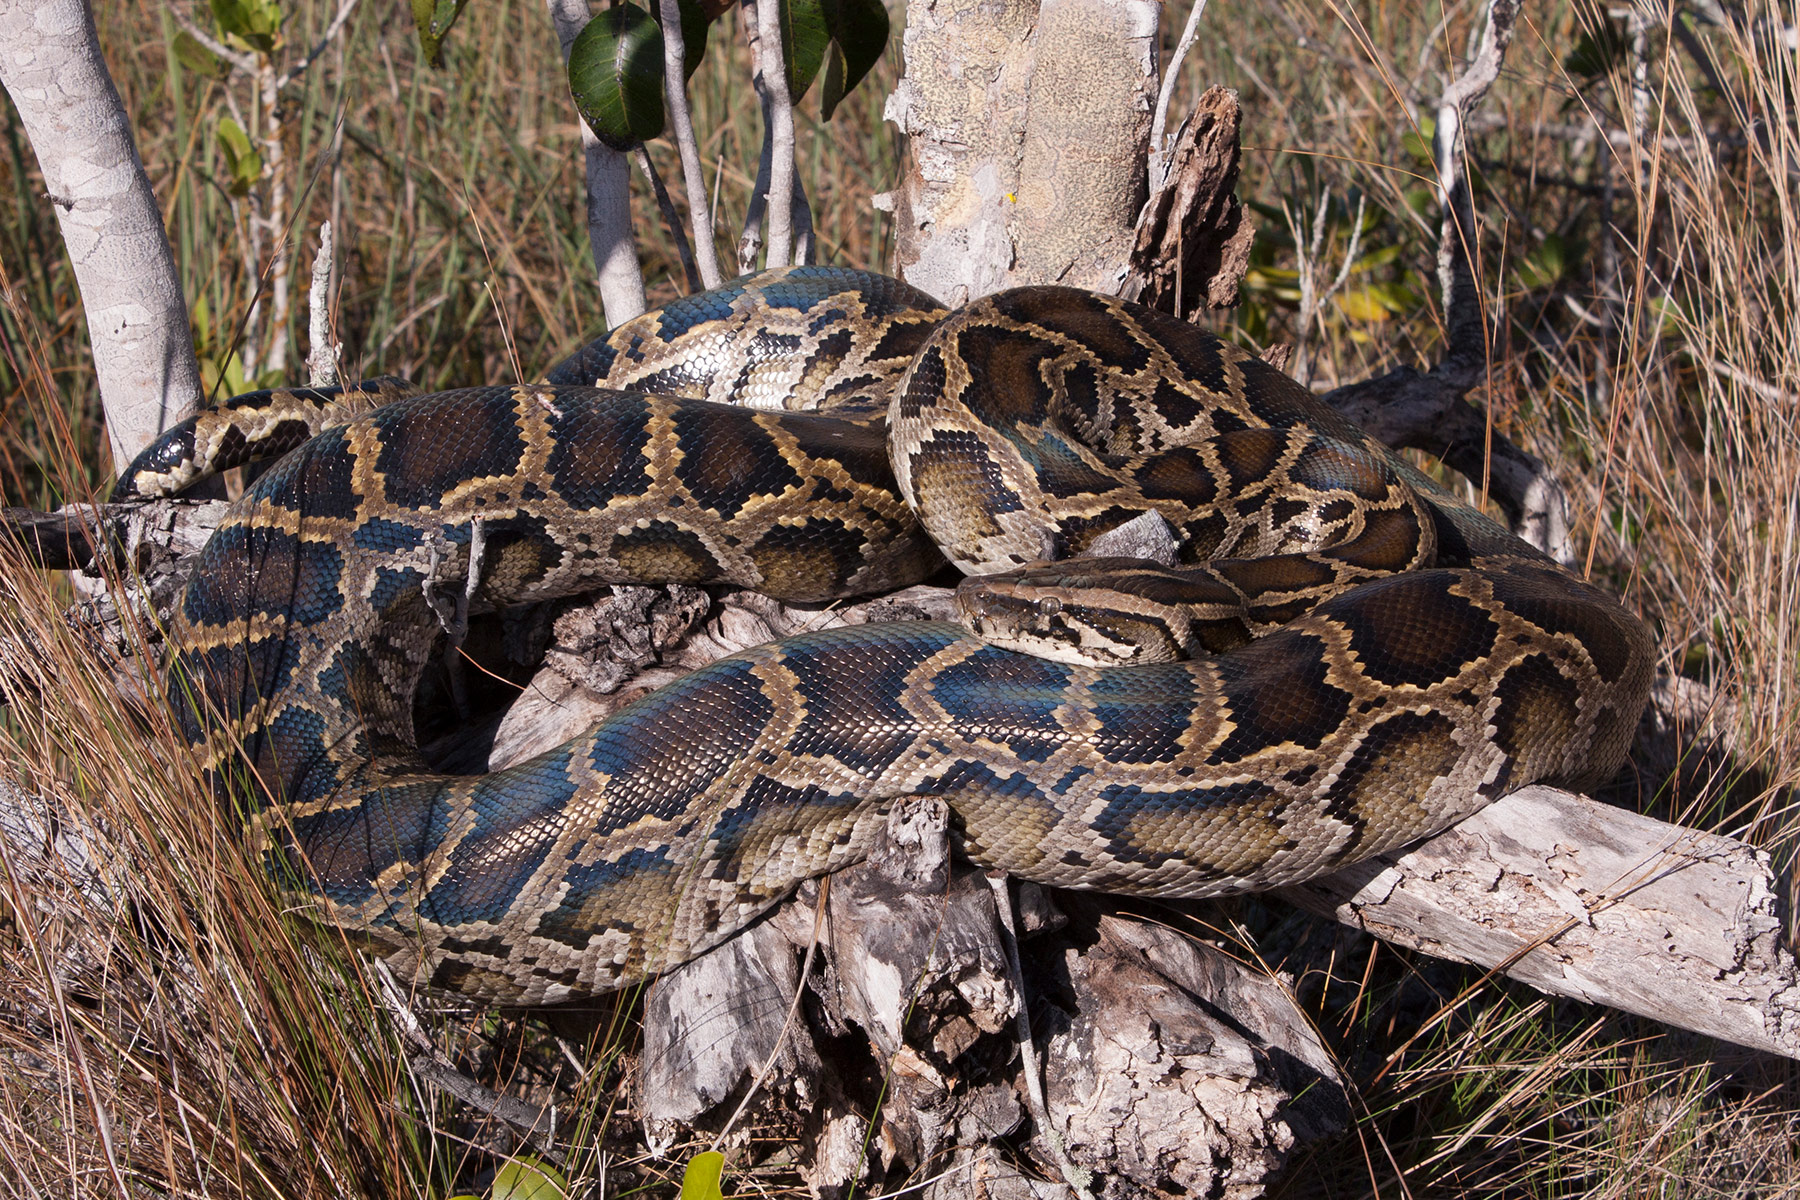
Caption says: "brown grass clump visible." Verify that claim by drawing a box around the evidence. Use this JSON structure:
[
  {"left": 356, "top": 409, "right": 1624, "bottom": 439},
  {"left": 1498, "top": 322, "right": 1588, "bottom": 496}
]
[{"left": 0, "top": 0, "right": 1796, "bottom": 1196}]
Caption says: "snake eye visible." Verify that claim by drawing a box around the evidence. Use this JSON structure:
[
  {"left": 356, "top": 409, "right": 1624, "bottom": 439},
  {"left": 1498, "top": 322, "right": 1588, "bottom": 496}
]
[{"left": 1035, "top": 596, "right": 1062, "bottom": 617}]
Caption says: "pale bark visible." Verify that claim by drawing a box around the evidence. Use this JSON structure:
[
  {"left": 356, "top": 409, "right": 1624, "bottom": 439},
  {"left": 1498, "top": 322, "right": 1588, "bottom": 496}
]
[
  {"left": 0, "top": 0, "right": 204, "bottom": 469},
  {"left": 883, "top": 0, "right": 1159, "bottom": 304},
  {"left": 545, "top": 0, "right": 647, "bottom": 327},
  {"left": 657, "top": 0, "right": 722, "bottom": 287},
  {"left": 1283, "top": 785, "right": 1800, "bottom": 1060}
]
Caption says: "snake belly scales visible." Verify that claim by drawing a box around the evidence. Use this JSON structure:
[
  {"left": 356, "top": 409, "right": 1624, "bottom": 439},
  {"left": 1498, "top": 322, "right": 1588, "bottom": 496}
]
[{"left": 118, "top": 267, "right": 1654, "bottom": 1005}]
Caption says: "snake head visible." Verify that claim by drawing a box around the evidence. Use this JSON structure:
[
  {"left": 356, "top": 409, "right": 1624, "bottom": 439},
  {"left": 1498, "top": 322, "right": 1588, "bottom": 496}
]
[{"left": 956, "top": 557, "right": 1252, "bottom": 666}]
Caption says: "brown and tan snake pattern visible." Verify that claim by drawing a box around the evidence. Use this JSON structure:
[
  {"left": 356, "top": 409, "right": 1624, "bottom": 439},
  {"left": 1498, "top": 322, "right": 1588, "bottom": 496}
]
[{"left": 119, "top": 267, "right": 1654, "bottom": 1004}]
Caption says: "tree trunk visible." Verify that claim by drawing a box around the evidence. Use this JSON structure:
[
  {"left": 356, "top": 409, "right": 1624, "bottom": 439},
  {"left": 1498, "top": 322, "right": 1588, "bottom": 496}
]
[
  {"left": 0, "top": 0, "right": 204, "bottom": 469},
  {"left": 883, "top": 0, "right": 1160, "bottom": 303}
]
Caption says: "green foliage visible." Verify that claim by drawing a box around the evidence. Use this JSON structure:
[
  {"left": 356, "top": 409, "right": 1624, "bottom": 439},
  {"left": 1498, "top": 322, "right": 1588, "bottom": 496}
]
[
  {"left": 411, "top": 0, "right": 473, "bottom": 68},
  {"left": 567, "top": 4, "right": 667, "bottom": 150},
  {"left": 449, "top": 1156, "right": 570, "bottom": 1200},
  {"left": 655, "top": 0, "right": 715, "bottom": 80},
  {"left": 171, "top": 30, "right": 233, "bottom": 80},
  {"left": 778, "top": 0, "right": 888, "bottom": 119},
  {"left": 214, "top": 116, "right": 263, "bottom": 196},
  {"left": 679, "top": 1150, "right": 728, "bottom": 1199},
  {"left": 210, "top": 0, "right": 282, "bottom": 54}
]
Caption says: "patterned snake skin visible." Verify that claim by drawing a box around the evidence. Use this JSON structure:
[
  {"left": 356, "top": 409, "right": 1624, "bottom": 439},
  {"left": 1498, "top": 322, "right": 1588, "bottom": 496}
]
[{"left": 121, "top": 268, "right": 1654, "bottom": 1004}]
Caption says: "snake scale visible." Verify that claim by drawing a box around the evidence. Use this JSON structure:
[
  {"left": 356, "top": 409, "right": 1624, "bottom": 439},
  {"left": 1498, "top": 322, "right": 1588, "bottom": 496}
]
[{"left": 119, "top": 268, "right": 1654, "bottom": 1004}]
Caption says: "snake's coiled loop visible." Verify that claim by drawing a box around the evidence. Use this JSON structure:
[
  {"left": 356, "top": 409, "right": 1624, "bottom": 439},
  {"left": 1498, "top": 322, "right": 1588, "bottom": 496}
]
[{"left": 127, "top": 267, "right": 1654, "bottom": 1004}]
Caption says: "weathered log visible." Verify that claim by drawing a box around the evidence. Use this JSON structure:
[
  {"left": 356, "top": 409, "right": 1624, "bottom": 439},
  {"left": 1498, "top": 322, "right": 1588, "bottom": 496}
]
[
  {"left": 1123, "top": 85, "right": 1257, "bottom": 318},
  {"left": 638, "top": 796, "right": 1347, "bottom": 1199},
  {"left": 1283, "top": 783, "right": 1800, "bottom": 1060}
]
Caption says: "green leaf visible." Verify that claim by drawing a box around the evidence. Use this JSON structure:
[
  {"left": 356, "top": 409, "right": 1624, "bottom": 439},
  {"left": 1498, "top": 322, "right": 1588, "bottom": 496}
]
[
  {"left": 1334, "top": 285, "right": 1398, "bottom": 323},
  {"left": 491, "top": 1156, "right": 569, "bottom": 1200},
  {"left": 778, "top": 0, "right": 831, "bottom": 101},
  {"left": 679, "top": 1151, "right": 727, "bottom": 1200},
  {"left": 652, "top": 0, "right": 712, "bottom": 80},
  {"left": 216, "top": 117, "right": 262, "bottom": 195},
  {"left": 567, "top": 4, "right": 667, "bottom": 150},
  {"left": 780, "top": 0, "right": 887, "bottom": 116},
  {"left": 172, "top": 31, "right": 232, "bottom": 81},
  {"left": 210, "top": 0, "right": 281, "bottom": 54},
  {"left": 1350, "top": 243, "right": 1403, "bottom": 272},
  {"left": 1515, "top": 233, "right": 1570, "bottom": 290},
  {"left": 410, "top": 0, "right": 472, "bottom": 68},
  {"left": 820, "top": 0, "right": 886, "bottom": 119}
]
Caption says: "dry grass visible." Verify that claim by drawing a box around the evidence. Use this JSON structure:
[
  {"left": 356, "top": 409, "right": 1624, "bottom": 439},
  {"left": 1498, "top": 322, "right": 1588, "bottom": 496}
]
[{"left": 1, "top": 0, "right": 1798, "bottom": 1196}]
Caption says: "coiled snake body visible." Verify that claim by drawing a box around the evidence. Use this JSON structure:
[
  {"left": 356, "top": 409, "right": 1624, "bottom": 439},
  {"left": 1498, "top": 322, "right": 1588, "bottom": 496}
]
[{"left": 123, "top": 268, "right": 1653, "bottom": 1004}]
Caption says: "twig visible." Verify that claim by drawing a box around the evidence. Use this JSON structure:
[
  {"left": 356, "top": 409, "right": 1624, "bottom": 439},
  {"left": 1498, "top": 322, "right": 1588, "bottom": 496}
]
[
  {"left": 273, "top": 0, "right": 363, "bottom": 92},
  {"left": 632, "top": 148, "right": 704, "bottom": 293},
  {"left": 742, "top": 0, "right": 799, "bottom": 269},
  {"left": 709, "top": 877, "right": 831, "bottom": 1151},
  {"left": 372, "top": 962, "right": 565, "bottom": 1164},
  {"left": 988, "top": 873, "right": 1095, "bottom": 1200},
  {"left": 658, "top": 0, "right": 723, "bottom": 287},
  {"left": 790, "top": 164, "right": 815, "bottom": 266},
  {"left": 305, "top": 221, "right": 339, "bottom": 387},
  {"left": 1434, "top": 0, "right": 1517, "bottom": 371},
  {"left": 1148, "top": 0, "right": 1210, "bottom": 189},
  {"left": 168, "top": 7, "right": 257, "bottom": 75},
  {"left": 545, "top": 0, "right": 647, "bottom": 326}
]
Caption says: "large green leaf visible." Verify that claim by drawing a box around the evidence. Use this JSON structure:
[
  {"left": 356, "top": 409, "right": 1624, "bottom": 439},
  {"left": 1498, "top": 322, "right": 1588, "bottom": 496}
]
[
  {"left": 778, "top": 0, "right": 830, "bottom": 101},
  {"left": 410, "top": 0, "right": 472, "bottom": 67},
  {"left": 490, "top": 1157, "right": 568, "bottom": 1200},
  {"left": 653, "top": 0, "right": 713, "bottom": 80},
  {"left": 210, "top": 0, "right": 281, "bottom": 54},
  {"left": 678, "top": 1151, "right": 727, "bottom": 1200},
  {"left": 777, "top": 0, "right": 887, "bottom": 116},
  {"left": 568, "top": 5, "right": 667, "bottom": 150},
  {"left": 818, "top": 0, "right": 887, "bottom": 119},
  {"left": 215, "top": 117, "right": 262, "bottom": 195}
]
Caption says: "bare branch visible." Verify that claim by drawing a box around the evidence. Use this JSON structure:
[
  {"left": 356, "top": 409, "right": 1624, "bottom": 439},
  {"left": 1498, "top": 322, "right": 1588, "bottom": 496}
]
[
  {"left": 631, "top": 147, "right": 703, "bottom": 293},
  {"left": 658, "top": 0, "right": 723, "bottom": 287},
  {"left": 273, "top": 0, "right": 362, "bottom": 92},
  {"left": 305, "top": 221, "right": 340, "bottom": 387},
  {"left": 746, "top": 0, "right": 798, "bottom": 268},
  {"left": 545, "top": 0, "right": 647, "bottom": 326},
  {"left": 1147, "top": 0, "right": 1210, "bottom": 189},
  {"left": 167, "top": 6, "right": 257, "bottom": 76}
]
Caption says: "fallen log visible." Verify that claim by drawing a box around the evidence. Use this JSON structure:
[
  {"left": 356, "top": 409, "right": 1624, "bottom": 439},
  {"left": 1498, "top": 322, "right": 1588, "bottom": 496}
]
[{"left": 1283, "top": 783, "right": 1800, "bottom": 1060}]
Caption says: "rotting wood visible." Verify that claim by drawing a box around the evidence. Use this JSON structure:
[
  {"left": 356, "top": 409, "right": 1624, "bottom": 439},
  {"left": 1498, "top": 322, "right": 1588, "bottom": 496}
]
[
  {"left": 1124, "top": 85, "right": 1257, "bottom": 318},
  {"left": 637, "top": 795, "right": 1346, "bottom": 1198},
  {"left": 1282, "top": 784, "right": 1800, "bottom": 1061}
]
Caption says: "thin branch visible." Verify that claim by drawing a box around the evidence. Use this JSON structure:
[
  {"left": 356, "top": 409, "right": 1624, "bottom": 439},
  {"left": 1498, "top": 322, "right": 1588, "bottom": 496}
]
[
  {"left": 789, "top": 163, "right": 814, "bottom": 266},
  {"left": 273, "top": 0, "right": 362, "bottom": 92},
  {"left": 1148, "top": 0, "right": 1210, "bottom": 189},
  {"left": 658, "top": 0, "right": 723, "bottom": 287},
  {"left": 632, "top": 147, "right": 704, "bottom": 293},
  {"left": 744, "top": 0, "right": 799, "bottom": 269},
  {"left": 168, "top": 7, "right": 257, "bottom": 76},
  {"left": 545, "top": 0, "right": 647, "bottom": 326}
]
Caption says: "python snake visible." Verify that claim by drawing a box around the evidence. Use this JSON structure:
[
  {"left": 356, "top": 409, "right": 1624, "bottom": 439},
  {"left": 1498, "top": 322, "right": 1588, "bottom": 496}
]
[{"left": 120, "top": 268, "right": 1654, "bottom": 1004}]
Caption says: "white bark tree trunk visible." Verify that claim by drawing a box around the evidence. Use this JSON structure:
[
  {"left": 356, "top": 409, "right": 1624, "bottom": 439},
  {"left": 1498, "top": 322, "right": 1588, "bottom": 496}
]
[
  {"left": 544, "top": 0, "right": 647, "bottom": 327},
  {"left": 882, "top": 0, "right": 1159, "bottom": 305},
  {"left": 0, "top": 0, "right": 203, "bottom": 471}
]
